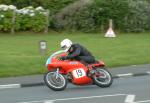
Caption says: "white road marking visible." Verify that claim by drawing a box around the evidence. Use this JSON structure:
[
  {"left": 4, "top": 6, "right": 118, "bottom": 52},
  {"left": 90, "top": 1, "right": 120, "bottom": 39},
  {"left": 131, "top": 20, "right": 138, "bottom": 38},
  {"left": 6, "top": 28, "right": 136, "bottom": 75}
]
[
  {"left": 125, "top": 94, "right": 135, "bottom": 103},
  {"left": 44, "top": 101, "right": 53, "bottom": 103},
  {"left": 125, "top": 94, "right": 150, "bottom": 103},
  {"left": 135, "top": 100, "right": 150, "bottom": 103},
  {"left": 147, "top": 71, "right": 150, "bottom": 74},
  {"left": 0, "top": 84, "right": 20, "bottom": 89},
  {"left": 18, "top": 94, "right": 126, "bottom": 103},
  {"left": 117, "top": 73, "right": 133, "bottom": 77}
]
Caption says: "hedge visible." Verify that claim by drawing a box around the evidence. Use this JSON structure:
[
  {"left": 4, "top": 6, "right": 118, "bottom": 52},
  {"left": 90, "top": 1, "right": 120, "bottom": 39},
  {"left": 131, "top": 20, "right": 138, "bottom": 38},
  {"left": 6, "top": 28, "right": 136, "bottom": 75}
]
[
  {"left": 0, "top": 5, "right": 48, "bottom": 32},
  {"left": 0, "top": 0, "right": 75, "bottom": 14},
  {"left": 1, "top": 0, "right": 150, "bottom": 33},
  {"left": 52, "top": 0, "right": 150, "bottom": 33}
]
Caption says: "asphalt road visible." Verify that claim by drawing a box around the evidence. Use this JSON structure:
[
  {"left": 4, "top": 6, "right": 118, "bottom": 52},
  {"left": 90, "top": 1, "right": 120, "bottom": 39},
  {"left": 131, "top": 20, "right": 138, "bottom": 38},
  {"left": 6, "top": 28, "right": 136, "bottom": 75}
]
[{"left": 0, "top": 75, "right": 150, "bottom": 103}]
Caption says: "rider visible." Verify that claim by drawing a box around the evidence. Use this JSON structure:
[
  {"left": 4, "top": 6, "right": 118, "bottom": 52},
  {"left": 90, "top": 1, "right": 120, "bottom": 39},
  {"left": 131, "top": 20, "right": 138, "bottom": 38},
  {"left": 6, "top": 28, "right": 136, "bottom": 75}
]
[{"left": 60, "top": 39, "right": 97, "bottom": 75}]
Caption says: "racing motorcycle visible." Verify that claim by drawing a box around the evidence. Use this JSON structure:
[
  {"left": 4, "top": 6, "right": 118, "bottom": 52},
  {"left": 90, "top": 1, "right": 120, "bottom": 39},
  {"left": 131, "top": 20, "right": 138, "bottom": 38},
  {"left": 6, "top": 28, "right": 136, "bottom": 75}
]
[{"left": 44, "top": 50, "right": 113, "bottom": 91}]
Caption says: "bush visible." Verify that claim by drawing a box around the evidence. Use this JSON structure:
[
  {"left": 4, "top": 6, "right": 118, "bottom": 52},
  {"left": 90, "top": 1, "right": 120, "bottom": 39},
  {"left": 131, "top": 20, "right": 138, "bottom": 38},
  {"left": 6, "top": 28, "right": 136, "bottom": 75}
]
[
  {"left": 52, "top": 0, "right": 150, "bottom": 33},
  {"left": 15, "top": 6, "right": 47, "bottom": 32},
  {"left": 93, "top": 0, "right": 129, "bottom": 31},
  {"left": 0, "top": 0, "right": 75, "bottom": 14},
  {"left": 70, "top": 7, "right": 96, "bottom": 32},
  {"left": 0, "top": 5, "right": 16, "bottom": 32},
  {"left": 52, "top": 0, "right": 129, "bottom": 32},
  {"left": 1, "top": 0, "right": 150, "bottom": 33},
  {"left": 124, "top": 0, "right": 150, "bottom": 32},
  {"left": 0, "top": 5, "right": 48, "bottom": 32},
  {"left": 52, "top": 6, "right": 96, "bottom": 32}
]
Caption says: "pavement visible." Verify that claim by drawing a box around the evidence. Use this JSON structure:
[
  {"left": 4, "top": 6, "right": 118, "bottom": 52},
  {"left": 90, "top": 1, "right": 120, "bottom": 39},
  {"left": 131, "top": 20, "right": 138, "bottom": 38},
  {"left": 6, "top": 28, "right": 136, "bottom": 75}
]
[{"left": 0, "top": 64, "right": 150, "bottom": 87}]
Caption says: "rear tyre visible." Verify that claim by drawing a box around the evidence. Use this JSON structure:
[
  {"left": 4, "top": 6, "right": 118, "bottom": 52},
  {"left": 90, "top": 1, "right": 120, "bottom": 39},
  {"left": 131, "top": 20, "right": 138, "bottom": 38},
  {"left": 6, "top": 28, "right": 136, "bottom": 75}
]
[
  {"left": 44, "top": 71, "right": 67, "bottom": 91},
  {"left": 93, "top": 68, "right": 113, "bottom": 87}
]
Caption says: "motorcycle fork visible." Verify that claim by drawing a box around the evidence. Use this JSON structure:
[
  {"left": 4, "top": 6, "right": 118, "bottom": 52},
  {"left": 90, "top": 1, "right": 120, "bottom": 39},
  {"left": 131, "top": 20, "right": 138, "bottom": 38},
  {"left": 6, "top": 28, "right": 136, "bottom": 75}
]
[
  {"left": 54, "top": 68, "right": 59, "bottom": 79},
  {"left": 94, "top": 68, "right": 105, "bottom": 78}
]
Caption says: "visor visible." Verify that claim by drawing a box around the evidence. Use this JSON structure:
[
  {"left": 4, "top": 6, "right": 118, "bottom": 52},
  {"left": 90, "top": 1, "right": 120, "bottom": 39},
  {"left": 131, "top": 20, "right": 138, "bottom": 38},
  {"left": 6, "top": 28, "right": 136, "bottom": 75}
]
[
  {"left": 61, "top": 45, "right": 70, "bottom": 52},
  {"left": 61, "top": 45, "right": 67, "bottom": 50}
]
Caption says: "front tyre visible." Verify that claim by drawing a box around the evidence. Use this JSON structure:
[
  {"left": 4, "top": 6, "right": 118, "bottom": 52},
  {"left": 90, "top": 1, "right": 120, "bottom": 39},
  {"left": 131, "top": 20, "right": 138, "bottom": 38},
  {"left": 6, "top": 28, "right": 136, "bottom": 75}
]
[
  {"left": 44, "top": 71, "right": 67, "bottom": 91},
  {"left": 93, "top": 68, "right": 113, "bottom": 87}
]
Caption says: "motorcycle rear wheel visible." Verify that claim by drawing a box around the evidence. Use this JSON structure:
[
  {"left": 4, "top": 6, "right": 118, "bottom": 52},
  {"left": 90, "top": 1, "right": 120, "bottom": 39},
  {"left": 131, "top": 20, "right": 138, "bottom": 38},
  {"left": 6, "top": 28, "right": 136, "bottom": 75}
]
[
  {"left": 92, "top": 68, "right": 113, "bottom": 87},
  {"left": 44, "top": 71, "right": 67, "bottom": 91}
]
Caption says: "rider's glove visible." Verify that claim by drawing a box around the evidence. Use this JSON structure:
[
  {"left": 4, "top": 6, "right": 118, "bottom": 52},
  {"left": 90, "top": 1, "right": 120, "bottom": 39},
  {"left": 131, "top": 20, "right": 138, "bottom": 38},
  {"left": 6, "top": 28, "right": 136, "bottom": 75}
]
[{"left": 60, "top": 56, "right": 68, "bottom": 60}]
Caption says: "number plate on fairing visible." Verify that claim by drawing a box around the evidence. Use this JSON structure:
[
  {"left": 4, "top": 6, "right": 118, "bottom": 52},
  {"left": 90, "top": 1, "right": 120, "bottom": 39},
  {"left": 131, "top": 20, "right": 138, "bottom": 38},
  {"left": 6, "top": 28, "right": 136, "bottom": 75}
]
[{"left": 72, "top": 68, "right": 86, "bottom": 78}]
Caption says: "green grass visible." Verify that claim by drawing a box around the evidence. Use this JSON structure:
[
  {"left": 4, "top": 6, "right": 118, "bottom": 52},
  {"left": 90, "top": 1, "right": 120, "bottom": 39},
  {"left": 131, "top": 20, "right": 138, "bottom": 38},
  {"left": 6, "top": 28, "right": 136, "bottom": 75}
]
[{"left": 0, "top": 32, "right": 150, "bottom": 77}]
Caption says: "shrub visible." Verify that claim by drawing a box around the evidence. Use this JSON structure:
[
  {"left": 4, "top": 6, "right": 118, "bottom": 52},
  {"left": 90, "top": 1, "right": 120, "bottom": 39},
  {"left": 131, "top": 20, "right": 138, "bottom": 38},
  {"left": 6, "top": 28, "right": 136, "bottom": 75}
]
[
  {"left": 15, "top": 6, "right": 47, "bottom": 32},
  {"left": 0, "top": 5, "right": 48, "bottom": 32},
  {"left": 52, "top": 0, "right": 150, "bottom": 33},
  {"left": 52, "top": 0, "right": 129, "bottom": 32},
  {"left": 52, "top": 6, "right": 96, "bottom": 32},
  {"left": 93, "top": 0, "right": 129, "bottom": 31},
  {"left": 0, "top": 5, "right": 16, "bottom": 32},
  {"left": 124, "top": 0, "right": 150, "bottom": 32},
  {"left": 1, "top": 0, "right": 150, "bottom": 33},
  {"left": 0, "top": 0, "right": 75, "bottom": 14}
]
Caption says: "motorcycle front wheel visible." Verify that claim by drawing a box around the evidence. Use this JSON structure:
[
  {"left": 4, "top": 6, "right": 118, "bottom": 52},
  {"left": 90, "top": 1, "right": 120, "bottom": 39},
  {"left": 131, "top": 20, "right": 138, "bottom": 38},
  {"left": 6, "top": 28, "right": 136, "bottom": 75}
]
[
  {"left": 44, "top": 71, "right": 67, "bottom": 91},
  {"left": 92, "top": 68, "right": 113, "bottom": 87}
]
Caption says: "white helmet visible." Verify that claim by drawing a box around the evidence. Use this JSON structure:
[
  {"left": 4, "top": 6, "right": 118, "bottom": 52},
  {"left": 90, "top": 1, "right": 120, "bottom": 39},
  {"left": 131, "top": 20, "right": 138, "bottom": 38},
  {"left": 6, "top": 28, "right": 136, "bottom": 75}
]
[{"left": 60, "top": 39, "right": 72, "bottom": 52}]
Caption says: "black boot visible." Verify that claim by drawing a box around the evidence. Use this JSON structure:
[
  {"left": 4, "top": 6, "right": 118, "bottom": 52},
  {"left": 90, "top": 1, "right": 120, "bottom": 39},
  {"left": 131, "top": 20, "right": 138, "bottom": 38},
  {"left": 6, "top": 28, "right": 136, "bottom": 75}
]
[{"left": 87, "top": 66, "right": 95, "bottom": 77}]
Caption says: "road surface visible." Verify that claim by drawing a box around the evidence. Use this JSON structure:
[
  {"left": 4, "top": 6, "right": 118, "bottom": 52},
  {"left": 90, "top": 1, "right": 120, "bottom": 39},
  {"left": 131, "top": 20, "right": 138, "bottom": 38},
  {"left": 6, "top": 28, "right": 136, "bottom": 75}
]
[{"left": 0, "top": 75, "right": 150, "bottom": 103}]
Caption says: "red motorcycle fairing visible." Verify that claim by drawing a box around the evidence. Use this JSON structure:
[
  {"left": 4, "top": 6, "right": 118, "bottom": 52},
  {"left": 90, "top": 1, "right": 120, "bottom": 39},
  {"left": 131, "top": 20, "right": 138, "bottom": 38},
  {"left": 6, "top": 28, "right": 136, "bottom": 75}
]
[
  {"left": 68, "top": 67, "right": 93, "bottom": 85},
  {"left": 47, "top": 60, "right": 93, "bottom": 85},
  {"left": 47, "top": 60, "right": 84, "bottom": 72}
]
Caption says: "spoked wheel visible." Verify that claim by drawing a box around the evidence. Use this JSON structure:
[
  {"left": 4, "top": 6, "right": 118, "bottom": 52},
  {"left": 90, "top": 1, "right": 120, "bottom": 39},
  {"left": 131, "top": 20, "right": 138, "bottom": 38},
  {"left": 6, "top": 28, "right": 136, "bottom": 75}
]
[
  {"left": 44, "top": 71, "right": 67, "bottom": 91},
  {"left": 92, "top": 68, "right": 113, "bottom": 87}
]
